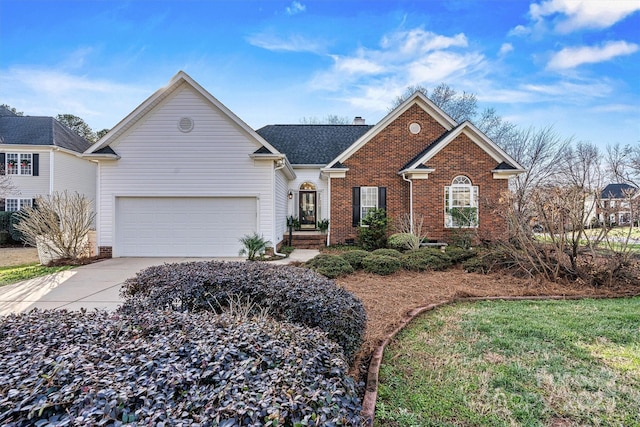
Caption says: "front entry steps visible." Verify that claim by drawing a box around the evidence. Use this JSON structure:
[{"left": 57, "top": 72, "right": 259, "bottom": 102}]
[{"left": 282, "top": 231, "right": 326, "bottom": 249}]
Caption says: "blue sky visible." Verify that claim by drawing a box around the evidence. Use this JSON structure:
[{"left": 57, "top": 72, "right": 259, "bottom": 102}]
[{"left": 1, "top": 0, "right": 639, "bottom": 148}]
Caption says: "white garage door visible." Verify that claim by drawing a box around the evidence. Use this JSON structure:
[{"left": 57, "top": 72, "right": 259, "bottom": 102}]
[{"left": 115, "top": 197, "right": 257, "bottom": 257}]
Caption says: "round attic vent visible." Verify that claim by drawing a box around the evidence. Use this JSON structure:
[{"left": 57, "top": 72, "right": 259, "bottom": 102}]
[
  {"left": 178, "top": 117, "right": 194, "bottom": 133},
  {"left": 409, "top": 122, "right": 421, "bottom": 134}
]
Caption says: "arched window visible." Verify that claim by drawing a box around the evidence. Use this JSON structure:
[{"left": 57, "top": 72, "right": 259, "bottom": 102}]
[{"left": 445, "top": 176, "right": 478, "bottom": 228}]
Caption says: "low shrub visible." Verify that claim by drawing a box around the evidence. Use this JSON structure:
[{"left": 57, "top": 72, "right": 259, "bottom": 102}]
[
  {"left": 445, "top": 246, "right": 478, "bottom": 264},
  {"left": 306, "top": 253, "right": 354, "bottom": 278},
  {"left": 362, "top": 254, "right": 402, "bottom": 276},
  {"left": 0, "top": 309, "right": 362, "bottom": 426},
  {"left": 387, "top": 233, "right": 419, "bottom": 251},
  {"left": 463, "top": 256, "right": 492, "bottom": 274},
  {"left": 371, "top": 248, "right": 403, "bottom": 258},
  {"left": 120, "top": 261, "right": 366, "bottom": 361},
  {"left": 340, "top": 249, "right": 371, "bottom": 270},
  {"left": 401, "top": 249, "right": 453, "bottom": 272}
]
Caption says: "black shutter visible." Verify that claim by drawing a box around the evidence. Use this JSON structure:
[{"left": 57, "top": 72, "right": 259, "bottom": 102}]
[
  {"left": 32, "top": 198, "right": 37, "bottom": 209},
  {"left": 352, "top": 187, "right": 361, "bottom": 227},
  {"left": 0, "top": 153, "right": 4, "bottom": 175},
  {"left": 378, "top": 187, "right": 387, "bottom": 211},
  {"left": 0, "top": 198, "right": 4, "bottom": 211},
  {"left": 32, "top": 153, "right": 39, "bottom": 176}
]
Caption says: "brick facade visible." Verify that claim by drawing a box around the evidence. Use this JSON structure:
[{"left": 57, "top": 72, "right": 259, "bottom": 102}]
[{"left": 329, "top": 104, "right": 510, "bottom": 245}]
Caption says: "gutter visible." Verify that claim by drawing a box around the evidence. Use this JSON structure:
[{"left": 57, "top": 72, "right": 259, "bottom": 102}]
[{"left": 402, "top": 173, "right": 413, "bottom": 234}]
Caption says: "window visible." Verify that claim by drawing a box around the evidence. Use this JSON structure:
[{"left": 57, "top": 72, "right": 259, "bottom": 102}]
[
  {"left": 352, "top": 186, "right": 386, "bottom": 227},
  {"left": 5, "top": 153, "right": 32, "bottom": 176},
  {"left": 4, "top": 198, "right": 32, "bottom": 212},
  {"left": 360, "top": 187, "right": 378, "bottom": 223},
  {"left": 445, "top": 176, "right": 478, "bottom": 228}
]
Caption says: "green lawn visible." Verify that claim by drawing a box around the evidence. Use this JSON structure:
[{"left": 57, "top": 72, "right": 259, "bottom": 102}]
[
  {"left": 0, "top": 263, "right": 75, "bottom": 287},
  {"left": 376, "top": 298, "right": 640, "bottom": 426}
]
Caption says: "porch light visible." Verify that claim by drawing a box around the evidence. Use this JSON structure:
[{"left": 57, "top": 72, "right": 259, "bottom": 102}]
[{"left": 288, "top": 190, "right": 293, "bottom": 199}]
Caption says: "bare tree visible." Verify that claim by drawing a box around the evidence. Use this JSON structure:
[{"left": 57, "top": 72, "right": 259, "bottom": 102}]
[
  {"left": 392, "top": 213, "right": 426, "bottom": 251},
  {"left": 607, "top": 143, "right": 640, "bottom": 188},
  {"left": 389, "top": 83, "right": 477, "bottom": 123},
  {"left": 501, "top": 126, "right": 572, "bottom": 228},
  {"left": 299, "top": 114, "right": 351, "bottom": 124},
  {"left": 15, "top": 191, "right": 95, "bottom": 261},
  {"left": 0, "top": 165, "right": 18, "bottom": 198}
]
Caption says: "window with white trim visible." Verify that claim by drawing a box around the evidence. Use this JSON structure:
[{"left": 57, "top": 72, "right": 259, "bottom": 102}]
[
  {"left": 445, "top": 176, "right": 478, "bottom": 228},
  {"left": 360, "top": 187, "right": 378, "bottom": 224},
  {"left": 6, "top": 153, "right": 32, "bottom": 175},
  {"left": 4, "top": 198, "right": 32, "bottom": 212}
]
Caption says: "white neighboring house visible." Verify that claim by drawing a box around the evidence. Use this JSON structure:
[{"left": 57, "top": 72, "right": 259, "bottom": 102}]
[
  {"left": 84, "top": 71, "right": 295, "bottom": 258},
  {"left": 0, "top": 106, "right": 96, "bottom": 213}
]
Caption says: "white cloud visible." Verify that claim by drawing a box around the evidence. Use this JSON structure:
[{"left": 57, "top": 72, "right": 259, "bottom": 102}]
[
  {"left": 285, "top": 1, "right": 306, "bottom": 16},
  {"left": 508, "top": 24, "right": 531, "bottom": 37},
  {"left": 0, "top": 67, "right": 150, "bottom": 130},
  {"left": 499, "top": 43, "right": 514, "bottom": 56},
  {"left": 547, "top": 41, "right": 639, "bottom": 70},
  {"left": 307, "top": 27, "right": 485, "bottom": 115},
  {"left": 331, "top": 55, "right": 386, "bottom": 75},
  {"left": 246, "top": 32, "right": 324, "bottom": 53},
  {"left": 530, "top": 0, "right": 640, "bottom": 33}
]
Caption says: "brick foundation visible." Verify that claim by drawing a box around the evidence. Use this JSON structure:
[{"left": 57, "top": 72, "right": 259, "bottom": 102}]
[{"left": 98, "top": 246, "right": 113, "bottom": 258}]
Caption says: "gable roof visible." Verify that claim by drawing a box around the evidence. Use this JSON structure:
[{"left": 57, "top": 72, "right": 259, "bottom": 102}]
[
  {"left": 326, "top": 91, "right": 458, "bottom": 168},
  {"left": 401, "top": 120, "right": 525, "bottom": 173},
  {"left": 0, "top": 115, "right": 93, "bottom": 153},
  {"left": 256, "top": 124, "right": 374, "bottom": 165},
  {"left": 85, "top": 71, "right": 283, "bottom": 159},
  {"left": 601, "top": 183, "right": 638, "bottom": 199}
]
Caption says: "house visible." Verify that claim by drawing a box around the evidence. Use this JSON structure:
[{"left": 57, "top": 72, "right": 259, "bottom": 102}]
[
  {"left": 85, "top": 71, "right": 524, "bottom": 257},
  {"left": 0, "top": 106, "right": 96, "bottom": 212},
  {"left": 259, "top": 92, "right": 525, "bottom": 246},
  {"left": 597, "top": 183, "right": 639, "bottom": 226},
  {"left": 84, "top": 71, "right": 295, "bottom": 257}
]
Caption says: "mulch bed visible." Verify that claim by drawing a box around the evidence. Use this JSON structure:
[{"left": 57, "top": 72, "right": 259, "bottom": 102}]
[{"left": 337, "top": 268, "right": 640, "bottom": 382}]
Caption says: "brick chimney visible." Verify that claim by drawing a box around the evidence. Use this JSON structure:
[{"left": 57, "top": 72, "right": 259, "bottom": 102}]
[{"left": 352, "top": 116, "right": 366, "bottom": 125}]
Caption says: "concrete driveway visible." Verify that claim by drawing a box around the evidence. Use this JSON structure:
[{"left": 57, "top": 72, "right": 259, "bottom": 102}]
[{"left": 0, "top": 250, "right": 318, "bottom": 316}]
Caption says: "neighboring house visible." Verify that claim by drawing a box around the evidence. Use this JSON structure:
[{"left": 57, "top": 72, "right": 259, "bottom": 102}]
[
  {"left": 85, "top": 71, "right": 525, "bottom": 257},
  {"left": 0, "top": 106, "right": 96, "bottom": 212},
  {"left": 597, "top": 183, "right": 639, "bottom": 225}
]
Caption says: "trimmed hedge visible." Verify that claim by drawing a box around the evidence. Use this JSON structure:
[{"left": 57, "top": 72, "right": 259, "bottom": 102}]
[
  {"left": 401, "top": 249, "right": 453, "bottom": 272},
  {"left": 120, "top": 261, "right": 366, "bottom": 361},
  {"left": 371, "top": 248, "right": 402, "bottom": 258},
  {"left": 0, "top": 309, "right": 362, "bottom": 426},
  {"left": 340, "top": 250, "right": 371, "bottom": 270},
  {"left": 306, "top": 253, "right": 354, "bottom": 278},
  {"left": 362, "top": 254, "right": 402, "bottom": 276},
  {"left": 445, "top": 246, "right": 478, "bottom": 263}
]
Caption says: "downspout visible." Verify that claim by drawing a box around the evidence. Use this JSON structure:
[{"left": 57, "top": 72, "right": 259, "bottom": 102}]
[
  {"left": 326, "top": 176, "right": 331, "bottom": 247},
  {"left": 273, "top": 159, "right": 287, "bottom": 257},
  {"left": 402, "top": 173, "right": 413, "bottom": 234}
]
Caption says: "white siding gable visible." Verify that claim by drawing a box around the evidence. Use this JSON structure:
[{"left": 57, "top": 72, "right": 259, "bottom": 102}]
[{"left": 97, "top": 84, "right": 275, "bottom": 249}]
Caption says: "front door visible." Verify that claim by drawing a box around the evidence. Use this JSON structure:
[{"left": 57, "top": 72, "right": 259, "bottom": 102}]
[{"left": 299, "top": 191, "right": 317, "bottom": 229}]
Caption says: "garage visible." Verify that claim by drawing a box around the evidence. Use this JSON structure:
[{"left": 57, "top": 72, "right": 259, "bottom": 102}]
[{"left": 115, "top": 197, "right": 257, "bottom": 257}]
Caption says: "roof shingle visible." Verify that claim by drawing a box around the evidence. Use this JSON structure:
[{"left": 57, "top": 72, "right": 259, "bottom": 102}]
[{"left": 256, "top": 124, "right": 373, "bottom": 165}]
